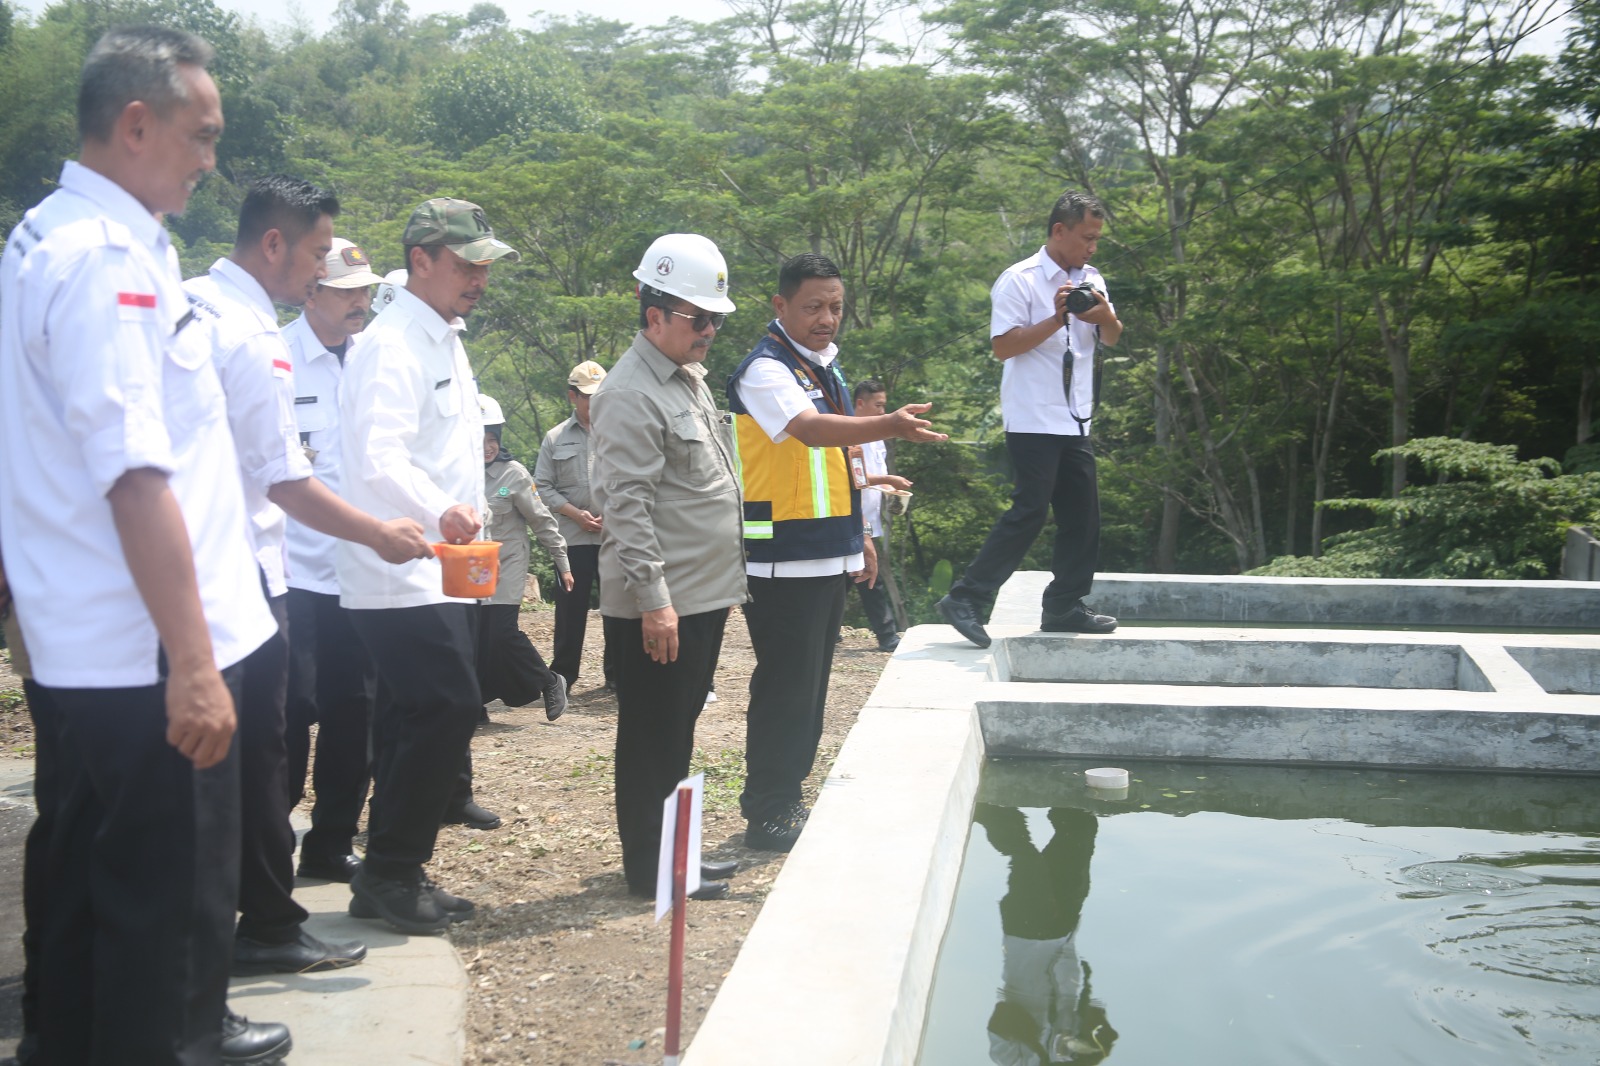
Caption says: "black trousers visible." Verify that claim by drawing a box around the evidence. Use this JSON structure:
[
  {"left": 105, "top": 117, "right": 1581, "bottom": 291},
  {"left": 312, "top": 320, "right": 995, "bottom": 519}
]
[
  {"left": 605, "top": 608, "right": 725, "bottom": 894},
  {"left": 551, "top": 544, "right": 614, "bottom": 691},
  {"left": 236, "top": 593, "right": 307, "bottom": 944},
  {"left": 20, "top": 679, "right": 53, "bottom": 1057},
  {"left": 447, "top": 602, "right": 556, "bottom": 813},
  {"left": 349, "top": 603, "right": 482, "bottom": 881},
  {"left": 284, "top": 588, "right": 374, "bottom": 864},
  {"left": 475, "top": 602, "right": 554, "bottom": 707},
  {"left": 854, "top": 538, "right": 898, "bottom": 638},
  {"left": 949, "top": 433, "right": 1101, "bottom": 617},
  {"left": 739, "top": 574, "right": 847, "bottom": 825},
  {"left": 30, "top": 666, "right": 244, "bottom": 1064}
]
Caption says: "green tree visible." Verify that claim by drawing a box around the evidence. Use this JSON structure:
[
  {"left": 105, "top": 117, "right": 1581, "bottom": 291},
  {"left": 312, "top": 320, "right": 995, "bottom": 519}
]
[
  {"left": 417, "top": 38, "right": 594, "bottom": 156},
  {"left": 1252, "top": 437, "right": 1600, "bottom": 579}
]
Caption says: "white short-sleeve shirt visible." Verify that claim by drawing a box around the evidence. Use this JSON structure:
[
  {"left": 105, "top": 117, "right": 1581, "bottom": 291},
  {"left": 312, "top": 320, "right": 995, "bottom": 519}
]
[
  {"left": 860, "top": 437, "right": 887, "bottom": 537},
  {"left": 992, "top": 246, "right": 1111, "bottom": 436},
  {"left": 282, "top": 313, "right": 348, "bottom": 595},
  {"left": 0, "top": 162, "right": 275, "bottom": 686},
  {"left": 732, "top": 324, "right": 864, "bottom": 578},
  {"left": 335, "top": 285, "right": 485, "bottom": 609},
  {"left": 184, "top": 258, "right": 313, "bottom": 598}
]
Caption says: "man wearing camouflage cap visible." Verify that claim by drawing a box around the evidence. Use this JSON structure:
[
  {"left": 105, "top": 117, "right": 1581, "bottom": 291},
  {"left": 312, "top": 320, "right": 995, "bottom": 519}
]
[
  {"left": 534, "top": 359, "right": 615, "bottom": 695},
  {"left": 336, "top": 198, "right": 520, "bottom": 934},
  {"left": 282, "top": 236, "right": 386, "bottom": 884}
]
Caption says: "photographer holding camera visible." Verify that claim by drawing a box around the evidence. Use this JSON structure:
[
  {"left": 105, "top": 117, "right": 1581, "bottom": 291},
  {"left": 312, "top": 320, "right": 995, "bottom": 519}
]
[{"left": 937, "top": 190, "right": 1124, "bottom": 648}]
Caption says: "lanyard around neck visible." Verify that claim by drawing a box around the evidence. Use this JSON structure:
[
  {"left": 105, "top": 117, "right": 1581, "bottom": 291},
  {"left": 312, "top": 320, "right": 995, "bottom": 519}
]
[{"left": 768, "top": 330, "right": 846, "bottom": 415}]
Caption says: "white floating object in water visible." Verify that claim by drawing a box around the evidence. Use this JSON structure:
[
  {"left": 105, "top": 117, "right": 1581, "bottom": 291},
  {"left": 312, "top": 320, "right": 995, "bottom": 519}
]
[{"left": 1085, "top": 767, "right": 1130, "bottom": 789}]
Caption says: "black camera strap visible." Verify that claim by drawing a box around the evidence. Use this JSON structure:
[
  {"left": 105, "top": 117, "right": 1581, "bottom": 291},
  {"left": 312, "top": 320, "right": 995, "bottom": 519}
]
[{"left": 1062, "top": 326, "right": 1102, "bottom": 436}]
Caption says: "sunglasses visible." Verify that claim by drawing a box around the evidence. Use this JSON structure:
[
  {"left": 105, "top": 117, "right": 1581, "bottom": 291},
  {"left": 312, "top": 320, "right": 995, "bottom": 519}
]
[{"left": 665, "top": 308, "right": 727, "bottom": 332}]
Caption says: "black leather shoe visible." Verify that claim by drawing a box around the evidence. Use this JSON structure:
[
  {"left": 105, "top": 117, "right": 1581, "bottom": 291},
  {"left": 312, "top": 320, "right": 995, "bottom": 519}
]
[
  {"left": 296, "top": 852, "right": 361, "bottom": 882},
  {"left": 442, "top": 800, "right": 502, "bottom": 830},
  {"left": 351, "top": 872, "right": 476, "bottom": 923},
  {"left": 876, "top": 632, "right": 901, "bottom": 653},
  {"left": 745, "top": 804, "right": 808, "bottom": 853},
  {"left": 349, "top": 867, "right": 451, "bottom": 935},
  {"left": 1041, "top": 601, "right": 1118, "bottom": 634},
  {"left": 221, "top": 1009, "right": 292, "bottom": 1065},
  {"left": 701, "top": 858, "right": 739, "bottom": 881},
  {"left": 936, "top": 595, "right": 991, "bottom": 648},
  {"left": 233, "top": 928, "right": 367, "bottom": 975},
  {"left": 7, "top": 1032, "right": 37, "bottom": 1066},
  {"left": 543, "top": 673, "right": 568, "bottom": 722},
  {"left": 628, "top": 878, "right": 732, "bottom": 901}
]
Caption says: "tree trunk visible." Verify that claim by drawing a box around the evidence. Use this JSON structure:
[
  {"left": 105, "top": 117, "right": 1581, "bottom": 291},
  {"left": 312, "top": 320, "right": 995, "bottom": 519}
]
[{"left": 1154, "top": 339, "right": 1180, "bottom": 571}]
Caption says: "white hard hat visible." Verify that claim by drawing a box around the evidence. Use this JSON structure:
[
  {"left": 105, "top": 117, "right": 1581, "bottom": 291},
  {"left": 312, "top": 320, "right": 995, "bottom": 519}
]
[
  {"left": 478, "top": 393, "right": 505, "bottom": 425},
  {"left": 371, "top": 269, "right": 408, "bottom": 315},
  {"left": 632, "top": 233, "right": 735, "bottom": 314}
]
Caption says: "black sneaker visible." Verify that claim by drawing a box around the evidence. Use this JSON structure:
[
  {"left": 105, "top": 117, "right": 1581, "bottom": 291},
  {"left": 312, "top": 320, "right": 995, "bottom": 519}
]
[
  {"left": 349, "top": 867, "right": 451, "bottom": 935},
  {"left": 936, "top": 595, "right": 991, "bottom": 648},
  {"left": 745, "top": 802, "right": 809, "bottom": 852},
  {"left": 543, "top": 673, "right": 568, "bottom": 722},
  {"left": 1040, "top": 601, "right": 1118, "bottom": 634},
  {"left": 422, "top": 873, "right": 477, "bottom": 922},
  {"left": 350, "top": 871, "right": 476, "bottom": 923},
  {"left": 221, "top": 1009, "right": 292, "bottom": 1065}
]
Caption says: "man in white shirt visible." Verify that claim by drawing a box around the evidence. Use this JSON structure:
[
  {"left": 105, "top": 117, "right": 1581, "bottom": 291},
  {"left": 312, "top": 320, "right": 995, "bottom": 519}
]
[
  {"left": 337, "top": 198, "right": 519, "bottom": 935},
  {"left": 185, "top": 177, "right": 430, "bottom": 977},
  {"left": 851, "top": 379, "right": 903, "bottom": 653},
  {"left": 937, "top": 191, "right": 1125, "bottom": 648},
  {"left": 0, "top": 27, "right": 285, "bottom": 1063},
  {"left": 725, "top": 253, "right": 945, "bottom": 851},
  {"left": 282, "top": 237, "right": 387, "bottom": 883}
]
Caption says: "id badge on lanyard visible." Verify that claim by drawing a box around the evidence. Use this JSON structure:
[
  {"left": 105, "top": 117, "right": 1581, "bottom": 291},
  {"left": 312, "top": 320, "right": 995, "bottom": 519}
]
[{"left": 846, "top": 444, "right": 869, "bottom": 489}]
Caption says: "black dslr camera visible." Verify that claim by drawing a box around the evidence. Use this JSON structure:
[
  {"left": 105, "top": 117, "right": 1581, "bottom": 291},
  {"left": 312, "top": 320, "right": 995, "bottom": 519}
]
[{"left": 1061, "top": 283, "right": 1099, "bottom": 322}]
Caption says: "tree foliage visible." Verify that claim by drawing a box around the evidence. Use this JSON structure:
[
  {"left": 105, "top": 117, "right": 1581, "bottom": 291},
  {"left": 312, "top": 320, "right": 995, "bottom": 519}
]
[{"left": 1252, "top": 437, "right": 1600, "bottom": 579}]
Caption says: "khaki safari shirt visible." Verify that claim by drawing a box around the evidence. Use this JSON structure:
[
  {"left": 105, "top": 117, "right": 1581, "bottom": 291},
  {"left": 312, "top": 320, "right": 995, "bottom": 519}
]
[
  {"left": 591, "top": 332, "right": 747, "bottom": 619},
  {"left": 533, "top": 415, "right": 599, "bottom": 547},
  {"left": 484, "top": 457, "right": 569, "bottom": 606}
]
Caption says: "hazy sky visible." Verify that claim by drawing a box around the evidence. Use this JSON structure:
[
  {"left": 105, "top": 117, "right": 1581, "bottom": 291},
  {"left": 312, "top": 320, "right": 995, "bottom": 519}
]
[
  {"left": 213, "top": 0, "right": 743, "bottom": 35},
  {"left": 13, "top": 0, "right": 1574, "bottom": 54}
]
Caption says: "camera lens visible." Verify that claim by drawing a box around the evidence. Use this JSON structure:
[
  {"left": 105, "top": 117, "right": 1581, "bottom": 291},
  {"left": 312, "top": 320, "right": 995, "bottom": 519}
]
[{"left": 1062, "top": 285, "right": 1097, "bottom": 320}]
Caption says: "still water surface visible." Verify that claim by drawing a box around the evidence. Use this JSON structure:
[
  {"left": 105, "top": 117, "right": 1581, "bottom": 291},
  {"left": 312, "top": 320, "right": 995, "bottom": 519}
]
[{"left": 918, "top": 758, "right": 1600, "bottom": 1066}]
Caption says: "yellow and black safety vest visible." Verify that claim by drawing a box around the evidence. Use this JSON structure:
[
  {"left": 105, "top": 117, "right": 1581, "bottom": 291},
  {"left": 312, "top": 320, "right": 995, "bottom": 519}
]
[{"left": 725, "top": 327, "right": 864, "bottom": 564}]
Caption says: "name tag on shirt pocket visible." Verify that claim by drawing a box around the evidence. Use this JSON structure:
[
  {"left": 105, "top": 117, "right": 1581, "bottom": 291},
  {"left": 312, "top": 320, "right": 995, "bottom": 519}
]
[
  {"left": 434, "top": 380, "right": 460, "bottom": 417},
  {"left": 295, "top": 396, "right": 331, "bottom": 433},
  {"left": 805, "top": 388, "right": 825, "bottom": 400}
]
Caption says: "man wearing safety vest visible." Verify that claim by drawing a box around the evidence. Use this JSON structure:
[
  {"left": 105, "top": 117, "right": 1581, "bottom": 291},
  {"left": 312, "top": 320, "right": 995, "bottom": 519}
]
[{"left": 726, "top": 253, "right": 947, "bottom": 852}]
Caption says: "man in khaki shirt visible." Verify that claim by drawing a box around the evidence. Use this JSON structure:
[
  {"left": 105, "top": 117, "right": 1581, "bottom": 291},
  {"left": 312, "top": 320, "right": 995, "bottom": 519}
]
[
  {"left": 534, "top": 360, "right": 614, "bottom": 693},
  {"left": 592, "top": 233, "right": 747, "bottom": 900}
]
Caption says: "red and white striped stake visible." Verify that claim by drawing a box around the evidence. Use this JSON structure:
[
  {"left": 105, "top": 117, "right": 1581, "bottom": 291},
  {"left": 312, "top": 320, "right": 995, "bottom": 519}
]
[{"left": 664, "top": 784, "right": 692, "bottom": 1066}]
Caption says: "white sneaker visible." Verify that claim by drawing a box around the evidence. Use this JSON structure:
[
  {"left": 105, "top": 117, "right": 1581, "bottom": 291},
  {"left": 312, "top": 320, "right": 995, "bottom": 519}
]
[{"left": 703, "top": 690, "right": 719, "bottom": 707}]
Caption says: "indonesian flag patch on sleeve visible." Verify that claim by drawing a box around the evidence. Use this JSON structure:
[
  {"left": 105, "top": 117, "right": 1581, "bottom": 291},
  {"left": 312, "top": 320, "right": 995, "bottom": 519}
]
[{"left": 116, "top": 291, "right": 158, "bottom": 321}]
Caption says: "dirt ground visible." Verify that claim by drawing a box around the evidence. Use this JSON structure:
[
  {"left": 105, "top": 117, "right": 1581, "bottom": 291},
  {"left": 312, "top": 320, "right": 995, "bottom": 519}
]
[{"left": 0, "top": 603, "right": 891, "bottom": 1065}]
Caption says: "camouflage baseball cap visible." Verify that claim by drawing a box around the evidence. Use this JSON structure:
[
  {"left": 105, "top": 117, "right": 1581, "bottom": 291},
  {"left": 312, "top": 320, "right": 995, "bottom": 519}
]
[{"left": 401, "top": 198, "right": 520, "bottom": 265}]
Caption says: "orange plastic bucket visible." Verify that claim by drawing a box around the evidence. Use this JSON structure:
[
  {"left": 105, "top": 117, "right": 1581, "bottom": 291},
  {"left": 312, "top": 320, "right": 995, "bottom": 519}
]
[{"left": 433, "top": 541, "right": 501, "bottom": 599}]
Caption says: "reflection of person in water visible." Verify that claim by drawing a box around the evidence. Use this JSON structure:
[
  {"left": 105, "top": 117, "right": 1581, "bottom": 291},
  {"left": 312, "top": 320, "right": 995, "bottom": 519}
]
[{"left": 973, "top": 803, "right": 1119, "bottom": 1065}]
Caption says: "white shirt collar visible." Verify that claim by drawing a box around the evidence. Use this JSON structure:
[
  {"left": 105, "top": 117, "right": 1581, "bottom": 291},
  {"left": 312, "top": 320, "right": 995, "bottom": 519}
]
[
  {"left": 1029, "top": 244, "right": 1096, "bottom": 285},
  {"left": 775, "top": 321, "right": 839, "bottom": 367},
  {"left": 58, "top": 160, "right": 167, "bottom": 254},
  {"left": 391, "top": 283, "right": 466, "bottom": 342},
  {"left": 208, "top": 257, "right": 277, "bottom": 320}
]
